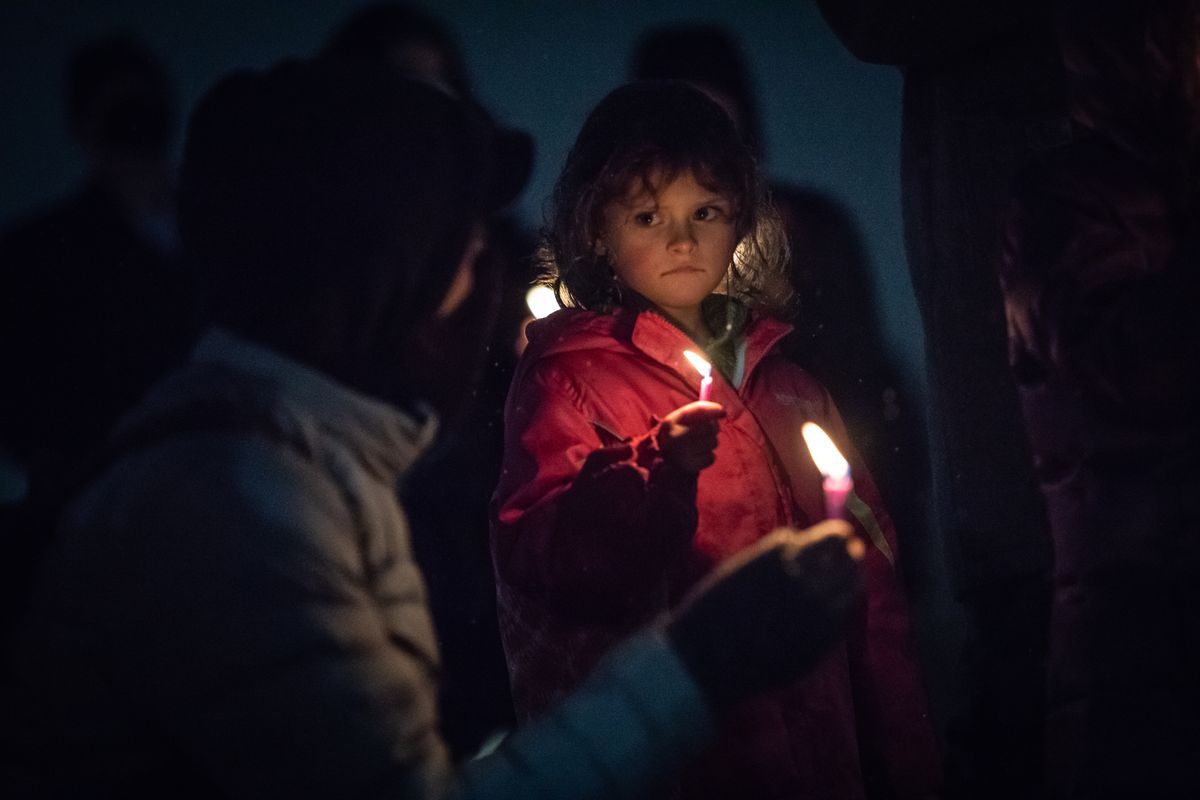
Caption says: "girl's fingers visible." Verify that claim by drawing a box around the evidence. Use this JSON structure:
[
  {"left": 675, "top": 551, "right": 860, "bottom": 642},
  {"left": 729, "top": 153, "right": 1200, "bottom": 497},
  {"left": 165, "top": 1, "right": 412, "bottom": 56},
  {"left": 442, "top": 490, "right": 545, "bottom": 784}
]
[{"left": 671, "top": 401, "right": 726, "bottom": 426}]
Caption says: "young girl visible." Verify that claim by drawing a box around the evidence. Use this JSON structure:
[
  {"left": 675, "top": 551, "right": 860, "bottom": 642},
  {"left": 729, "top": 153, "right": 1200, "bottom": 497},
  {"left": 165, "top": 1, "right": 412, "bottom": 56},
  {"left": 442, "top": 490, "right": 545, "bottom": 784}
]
[{"left": 491, "top": 81, "right": 939, "bottom": 799}]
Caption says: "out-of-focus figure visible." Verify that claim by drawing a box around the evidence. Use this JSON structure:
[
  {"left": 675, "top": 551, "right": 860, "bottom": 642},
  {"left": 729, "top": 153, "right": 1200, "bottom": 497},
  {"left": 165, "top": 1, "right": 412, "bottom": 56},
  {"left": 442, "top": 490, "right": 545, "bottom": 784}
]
[
  {"left": 815, "top": 3, "right": 1060, "bottom": 795},
  {"left": 322, "top": 2, "right": 535, "bottom": 757},
  {"left": 1000, "top": 2, "right": 1200, "bottom": 796},
  {"left": 0, "top": 36, "right": 197, "bottom": 497}
]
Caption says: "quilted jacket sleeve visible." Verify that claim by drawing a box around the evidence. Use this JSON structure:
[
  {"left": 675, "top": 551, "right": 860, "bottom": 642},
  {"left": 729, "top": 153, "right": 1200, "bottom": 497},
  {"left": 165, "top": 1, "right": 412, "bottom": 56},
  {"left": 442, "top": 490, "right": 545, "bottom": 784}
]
[
  {"left": 452, "top": 630, "right": 716, "bottom": 800},
  {"left": 72, "top": 438, "right": 452, "bottom": 800},
  {"left": 492, "top": 360, "right": 699, "bottom": 617}
]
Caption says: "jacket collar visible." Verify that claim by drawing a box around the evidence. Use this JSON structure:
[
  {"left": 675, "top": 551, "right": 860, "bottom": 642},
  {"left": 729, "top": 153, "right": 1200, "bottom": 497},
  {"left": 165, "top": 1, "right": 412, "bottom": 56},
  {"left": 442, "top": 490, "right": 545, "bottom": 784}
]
[
  {"left": 525, "top": 304, "right": 793, "bottom": 391},
  {"left": 626, "top": 306, "right": 793, "bottom": 389}
]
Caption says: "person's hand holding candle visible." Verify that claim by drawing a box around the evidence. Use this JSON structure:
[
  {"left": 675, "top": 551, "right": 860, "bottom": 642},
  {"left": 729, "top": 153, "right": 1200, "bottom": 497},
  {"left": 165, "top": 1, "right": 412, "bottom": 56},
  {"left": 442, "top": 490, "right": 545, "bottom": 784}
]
[
  {"left": 656, "top": 401, "right": 725, "bottom": 473},
  {"left": 802, "top": 422, "right": 853, "bottom": 520},
  {"left": 667, "top": 519, "right": 864, "bottom": 711}
]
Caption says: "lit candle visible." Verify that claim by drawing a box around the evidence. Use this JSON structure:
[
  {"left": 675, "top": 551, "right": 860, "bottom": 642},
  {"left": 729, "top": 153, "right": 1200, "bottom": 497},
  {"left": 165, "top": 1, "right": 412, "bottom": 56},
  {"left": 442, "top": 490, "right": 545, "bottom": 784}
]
[
  {"left": 682, "top": 350, "right": 714, "bottom": 401},
  {"left": 525, "top": 285, "right": 559, "bottom": 320},
  {"left": 801, "top": 422, "right": 853, "bottom": 520}
]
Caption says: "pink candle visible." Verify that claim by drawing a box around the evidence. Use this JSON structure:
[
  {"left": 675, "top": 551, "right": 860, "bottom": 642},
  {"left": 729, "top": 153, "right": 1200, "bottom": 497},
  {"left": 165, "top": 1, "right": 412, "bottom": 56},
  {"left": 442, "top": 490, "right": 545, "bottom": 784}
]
[
  {"left": 821, "top": 473, "right": 853, "bottom": 521},
  {"left": 682, "top": 350, "right": 714, "bottom": 402},
  {"left": 801, "top": 422, "right": 854, "bottom": 520}
]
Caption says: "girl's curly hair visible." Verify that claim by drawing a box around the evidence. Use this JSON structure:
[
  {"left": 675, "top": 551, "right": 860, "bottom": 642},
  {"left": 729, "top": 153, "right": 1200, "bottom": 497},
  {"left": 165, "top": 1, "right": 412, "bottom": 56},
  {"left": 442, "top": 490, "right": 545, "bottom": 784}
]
[{"left": 536, "top": 80, "right": 790, "bottom": 313}]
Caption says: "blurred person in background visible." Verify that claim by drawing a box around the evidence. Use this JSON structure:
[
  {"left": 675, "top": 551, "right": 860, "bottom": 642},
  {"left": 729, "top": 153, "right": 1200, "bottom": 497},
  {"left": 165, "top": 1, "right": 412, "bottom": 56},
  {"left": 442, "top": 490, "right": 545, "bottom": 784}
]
[
  {"left": 815, "top": 3, "right": 1059, "bottom": 794},
  {"left": 322, "top": 2, "right": 537, "bottom": 756},
  {"left": 0, "top": 35, "right": 197, "bottom": 498},
  {"left": 1000, "top": 1, "right": 1200, "bottom": 795}
]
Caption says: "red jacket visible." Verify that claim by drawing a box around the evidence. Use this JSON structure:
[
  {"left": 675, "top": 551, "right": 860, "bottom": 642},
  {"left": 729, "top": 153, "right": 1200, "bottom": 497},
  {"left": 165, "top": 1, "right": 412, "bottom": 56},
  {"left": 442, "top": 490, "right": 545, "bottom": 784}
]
[{"left": 491, "top": 307, "right": 939, "bottom": 799}]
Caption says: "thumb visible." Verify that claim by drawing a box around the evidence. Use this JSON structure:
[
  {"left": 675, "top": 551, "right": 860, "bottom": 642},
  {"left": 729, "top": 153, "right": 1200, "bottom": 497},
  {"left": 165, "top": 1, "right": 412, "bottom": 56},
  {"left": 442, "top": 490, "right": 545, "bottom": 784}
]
[{"left": 669, "top": 401, "right": 726, "bottom": 426}]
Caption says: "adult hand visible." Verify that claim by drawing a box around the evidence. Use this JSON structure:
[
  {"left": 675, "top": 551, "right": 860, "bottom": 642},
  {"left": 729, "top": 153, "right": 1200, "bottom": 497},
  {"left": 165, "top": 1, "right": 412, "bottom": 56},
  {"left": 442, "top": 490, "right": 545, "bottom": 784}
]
[
  {"left": 667, "top": 520, "right": 864, "bottom": 710},
  {"left": 655, "top": 401, "right": 725, "bottom": 474}
]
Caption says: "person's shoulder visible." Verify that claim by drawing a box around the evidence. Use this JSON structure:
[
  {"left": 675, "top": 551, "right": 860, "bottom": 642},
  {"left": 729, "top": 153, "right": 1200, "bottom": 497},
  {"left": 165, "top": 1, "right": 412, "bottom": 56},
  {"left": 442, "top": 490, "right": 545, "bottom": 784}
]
[
  {"left": 3, "top": 184, "right": 108, "bottom": 239},
  {"left": 520, "top": 309, "right": 633, "bottom": 371},
  {"left": 512, "top": 309, "right": 649, "bottom": 413},
  {"left": 90, "top": 424, "right": 341, "bottom": 526},
  {"left": 524, "top": 308, "right": 618, "bottom": 349},
  {"left": 757, "top": 353, "right": 828, "bottom": 395},
  {"left": 75, "top": 362, "right": 353, "bottom": 543},
  {"left": 749, "top": 350, "right": 836, "bottom": 425},
  {"left": 1, "top": 185, "right": 121, "bottom": 281},
  {"left": 1, "top": 200, "right": 74, "bottom": 260}
]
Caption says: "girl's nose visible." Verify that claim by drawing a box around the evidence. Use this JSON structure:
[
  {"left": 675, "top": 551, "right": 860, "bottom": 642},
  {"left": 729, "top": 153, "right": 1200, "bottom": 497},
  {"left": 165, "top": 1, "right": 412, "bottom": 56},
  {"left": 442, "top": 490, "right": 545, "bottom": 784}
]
[{"left": 668, "top": 221, "right": 698, "bottom": 252}]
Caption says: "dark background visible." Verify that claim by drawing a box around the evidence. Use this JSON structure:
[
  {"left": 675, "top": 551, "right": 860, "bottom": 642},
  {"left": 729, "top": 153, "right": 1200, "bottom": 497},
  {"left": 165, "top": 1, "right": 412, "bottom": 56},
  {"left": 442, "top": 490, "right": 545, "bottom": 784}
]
[
  {"left": 0, "top": 0, "right": 962, "bottom": 731},
  {"left": 0, "top": 1, "right": 922, "bottom": 402}
]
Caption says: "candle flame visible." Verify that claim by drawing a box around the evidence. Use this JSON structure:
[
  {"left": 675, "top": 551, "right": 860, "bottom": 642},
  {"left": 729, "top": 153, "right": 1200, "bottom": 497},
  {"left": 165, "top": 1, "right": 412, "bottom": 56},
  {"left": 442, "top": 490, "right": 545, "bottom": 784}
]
[
  {"left": 682, "top": 349, "right": 712, "bottom": 378},
  {"left": 802, "top": 422, "right": 850, "bottom": 480},
  {"left": 525, "top": 285, "right": 559, "bottom": 320}
]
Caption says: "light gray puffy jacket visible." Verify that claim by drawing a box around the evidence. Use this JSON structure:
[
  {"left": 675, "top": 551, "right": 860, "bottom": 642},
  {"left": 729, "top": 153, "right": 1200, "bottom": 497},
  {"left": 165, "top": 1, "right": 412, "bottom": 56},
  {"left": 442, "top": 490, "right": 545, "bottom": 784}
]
[{"left": 3, "top": 329, "right": 713, "bottom": 799}]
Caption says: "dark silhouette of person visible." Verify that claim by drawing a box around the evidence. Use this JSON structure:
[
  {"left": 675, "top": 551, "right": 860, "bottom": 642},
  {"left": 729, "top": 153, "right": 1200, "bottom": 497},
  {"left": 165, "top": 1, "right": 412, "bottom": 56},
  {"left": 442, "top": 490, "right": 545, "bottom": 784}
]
[
  {"left": 630, "top": 25, "right": 765, "bottom": 158},
  {"left": 631, "top": 22, "right": 933, "bottom": 623},
  {"left": 0, "top": 35, "right": 198, "bottom": 496},
  {"left": 815, "top": 3, "right": 1061, "bottom": 796},
  {"left": 322, "top": 2, "right": 535, "bottom": 757},
  {"left": 1000, "top": 2, "right": 1200, "bottom": 795}
]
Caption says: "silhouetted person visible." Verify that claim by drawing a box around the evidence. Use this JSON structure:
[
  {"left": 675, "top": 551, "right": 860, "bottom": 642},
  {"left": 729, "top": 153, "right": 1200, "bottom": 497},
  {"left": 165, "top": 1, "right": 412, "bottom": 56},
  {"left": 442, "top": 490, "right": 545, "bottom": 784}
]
[
  {"left": 1000, "top": 2, "right": 1200, "bottom": 796},
  {"left": 631, "top": 25, "right": 765, "bottom": 157},
  {"left": 0, "top": 36, "right": 197, "bottom": 495},
  {"left": 322, "top": 2, "right": 535, "bottom": 756},
  {"left": 0, "top": 59, "right": 867, "bottom": 798},
  {"left": 816, "top": 3, "right": 1060, "bottom": 795}
]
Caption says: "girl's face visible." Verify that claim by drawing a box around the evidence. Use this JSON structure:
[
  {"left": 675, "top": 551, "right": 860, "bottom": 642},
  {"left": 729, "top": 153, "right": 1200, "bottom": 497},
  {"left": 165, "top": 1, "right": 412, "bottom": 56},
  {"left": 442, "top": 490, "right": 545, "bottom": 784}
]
[{"left": 601, "top": 169, "right": 738, "bottom": 335}]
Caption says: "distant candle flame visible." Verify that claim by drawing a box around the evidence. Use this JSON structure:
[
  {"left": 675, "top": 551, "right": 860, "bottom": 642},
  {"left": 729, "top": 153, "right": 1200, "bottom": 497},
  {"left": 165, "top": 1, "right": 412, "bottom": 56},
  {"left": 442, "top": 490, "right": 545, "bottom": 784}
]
[
  {"left": 682, "top": 350, "right": 712, "bottom": 378},
  {"left": 802, "top": 422, "right": 850, "bottom": 481},
  {"left": 525, "top": 285, "right": 559, "bottom": 320}
]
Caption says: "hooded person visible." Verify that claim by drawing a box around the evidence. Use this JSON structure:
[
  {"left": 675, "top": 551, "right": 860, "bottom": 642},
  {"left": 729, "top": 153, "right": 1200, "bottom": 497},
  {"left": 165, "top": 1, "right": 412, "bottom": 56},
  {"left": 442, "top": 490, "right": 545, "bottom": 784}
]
[
  {"left": 1, "top": 59, "right": 865, "bottom": 799},
  {"left": 319, "top": 3, "right": 537, "bottom": 756}
]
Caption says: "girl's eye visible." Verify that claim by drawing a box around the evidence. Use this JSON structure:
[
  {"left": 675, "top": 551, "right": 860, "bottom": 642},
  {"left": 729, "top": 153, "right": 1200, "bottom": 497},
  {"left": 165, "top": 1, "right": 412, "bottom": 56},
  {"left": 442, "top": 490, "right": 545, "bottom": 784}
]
[
  {"left": 695, "top": 206, "right": 724, "bottom": 221},
  {"left": 634, "top": 212, "right": 657, "bottom": 226}
]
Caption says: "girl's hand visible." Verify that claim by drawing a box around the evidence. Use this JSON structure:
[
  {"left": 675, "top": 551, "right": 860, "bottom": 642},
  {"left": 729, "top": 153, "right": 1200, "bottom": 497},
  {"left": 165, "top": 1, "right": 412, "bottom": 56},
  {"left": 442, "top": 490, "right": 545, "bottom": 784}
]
[{"left": 656, "top": 401, "right": 725, "bottom": 473}]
